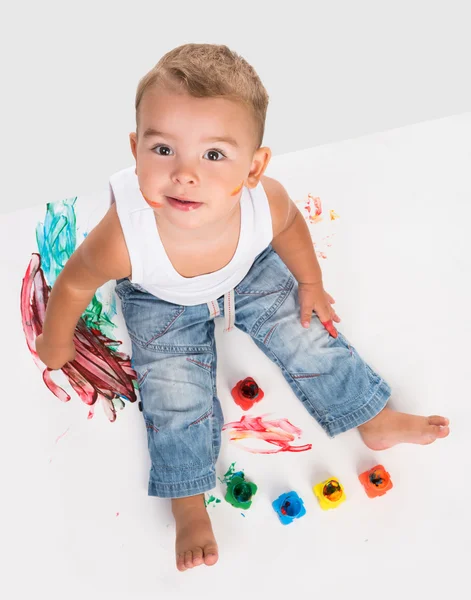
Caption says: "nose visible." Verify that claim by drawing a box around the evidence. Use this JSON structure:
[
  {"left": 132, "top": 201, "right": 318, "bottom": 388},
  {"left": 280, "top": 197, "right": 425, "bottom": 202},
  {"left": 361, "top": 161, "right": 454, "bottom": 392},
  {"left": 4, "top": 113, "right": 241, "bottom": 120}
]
[{"left": 171, "top": 160, "right": 199, "bottom": 186}]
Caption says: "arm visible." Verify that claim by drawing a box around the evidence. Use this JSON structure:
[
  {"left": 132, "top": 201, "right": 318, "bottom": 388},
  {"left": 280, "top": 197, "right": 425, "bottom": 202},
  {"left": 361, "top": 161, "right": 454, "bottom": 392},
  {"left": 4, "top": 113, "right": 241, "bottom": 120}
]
[
  {"left": 36, "top": 203, "right": 131, "bottom": 368},
  {"left": 263, "top": 176, "right": 340, "bottom": 336}
]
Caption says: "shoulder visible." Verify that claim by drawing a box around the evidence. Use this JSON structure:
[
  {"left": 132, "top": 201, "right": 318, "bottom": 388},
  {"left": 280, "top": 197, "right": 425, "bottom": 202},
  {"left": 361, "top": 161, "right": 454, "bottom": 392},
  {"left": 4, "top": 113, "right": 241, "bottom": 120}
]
[{"left": 260, "top": 175, "right": 297, "bottom": 237}]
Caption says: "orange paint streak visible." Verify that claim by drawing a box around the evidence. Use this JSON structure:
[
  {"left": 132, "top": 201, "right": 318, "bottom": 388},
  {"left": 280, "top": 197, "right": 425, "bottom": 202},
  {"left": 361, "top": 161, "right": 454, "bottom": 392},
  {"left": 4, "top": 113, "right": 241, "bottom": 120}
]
[
  {"left": 230, "top": 182, "right": 244, "bottom": 196},
  {"left": 330, "top": 209, "right": 340, "bottom": 221},
  {"left": 140, "top": 189, "right": 163, "bottom": 208}
]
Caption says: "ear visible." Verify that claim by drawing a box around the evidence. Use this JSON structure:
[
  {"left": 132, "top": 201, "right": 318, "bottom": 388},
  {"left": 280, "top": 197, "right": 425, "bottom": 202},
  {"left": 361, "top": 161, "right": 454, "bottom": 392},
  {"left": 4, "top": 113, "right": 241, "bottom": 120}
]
[
  {"left": 246, "top": 146, "right": 272, "bottom": 188},
  {"left": 129, "top": 132, "right": 138, "bottom": 165}
]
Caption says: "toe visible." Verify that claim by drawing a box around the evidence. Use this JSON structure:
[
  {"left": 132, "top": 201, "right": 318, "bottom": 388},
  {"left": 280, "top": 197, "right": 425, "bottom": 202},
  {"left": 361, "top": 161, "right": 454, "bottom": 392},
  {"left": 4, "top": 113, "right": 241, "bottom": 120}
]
[
  {"left": 184, "top": 550, "right": 194, "bottom": 569},
  {"left": 427, "top": 424, "right": 450, "bottom": 442},
  {"left": 176, "top": 553, "right": 187, "bottom": 572},
  {"left": 192, "top": 547, "right": 204, "bottom": 567},
  {"left": 435, "top": 425, "right": 450, "bottom": 439},
  {"left": 204, "top": 544, "right": 219, "bottom": 566},
  {"left": 428, "top": 415, "right": 449, "bottom": 427}
]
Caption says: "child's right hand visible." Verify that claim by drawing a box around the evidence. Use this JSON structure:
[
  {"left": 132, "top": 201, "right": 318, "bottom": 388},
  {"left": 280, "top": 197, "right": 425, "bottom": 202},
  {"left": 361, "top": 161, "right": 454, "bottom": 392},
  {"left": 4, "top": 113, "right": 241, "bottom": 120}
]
[{"left": 35, "top": 334, "right": 76, "bottom": 370}]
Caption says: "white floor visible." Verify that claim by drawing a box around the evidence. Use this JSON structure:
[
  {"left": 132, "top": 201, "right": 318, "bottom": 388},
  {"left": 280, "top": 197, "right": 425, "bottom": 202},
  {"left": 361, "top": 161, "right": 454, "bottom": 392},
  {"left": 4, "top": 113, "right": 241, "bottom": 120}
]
[{"left": 1, "top": 113, "right": 470, "bottom": 599}]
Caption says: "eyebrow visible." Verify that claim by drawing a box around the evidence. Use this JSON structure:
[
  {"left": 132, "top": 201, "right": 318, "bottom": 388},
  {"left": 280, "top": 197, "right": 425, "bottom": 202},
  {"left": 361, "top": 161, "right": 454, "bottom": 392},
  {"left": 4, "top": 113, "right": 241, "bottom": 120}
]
[{"left": 142, "top": 128, "right": 239, "bottom": 148}]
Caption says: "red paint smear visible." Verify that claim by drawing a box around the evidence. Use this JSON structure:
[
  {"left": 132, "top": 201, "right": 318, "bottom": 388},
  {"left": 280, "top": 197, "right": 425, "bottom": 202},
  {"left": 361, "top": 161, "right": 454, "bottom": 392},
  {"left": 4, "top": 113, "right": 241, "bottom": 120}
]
[
  {"left": 55, "top": 426, "right": 70, "bottom": 444},
  {"left": 222, "top": 415, "right": 312, "bottom": 454},
  {"left": 20, "top": 253, "right": 137, "bottom": 421},
  {"left": 304, "top": 194, "right": 323, "bottom": 224}
]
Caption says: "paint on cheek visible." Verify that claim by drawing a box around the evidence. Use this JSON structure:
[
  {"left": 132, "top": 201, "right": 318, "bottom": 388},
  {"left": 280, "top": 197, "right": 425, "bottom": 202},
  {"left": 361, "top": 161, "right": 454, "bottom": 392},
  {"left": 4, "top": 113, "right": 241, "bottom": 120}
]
[
  {"left": 140, "top": 189, "right": 163, "bottom": 208},
  {"left": 230, "top": 182, "right": 244, "bottom": 196}
]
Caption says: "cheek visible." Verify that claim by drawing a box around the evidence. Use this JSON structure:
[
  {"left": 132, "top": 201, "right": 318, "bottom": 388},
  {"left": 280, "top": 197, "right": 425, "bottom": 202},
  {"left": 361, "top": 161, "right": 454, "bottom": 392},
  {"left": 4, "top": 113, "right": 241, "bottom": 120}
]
[
  {"left": 230, "top": 182, "right": 244, "bottom": 196},
  {"left": 137, "top": 169, "right": 164, "bottom": 208},
  {"left": 140, "top": 188, "right": 163, "bottom": 209}
]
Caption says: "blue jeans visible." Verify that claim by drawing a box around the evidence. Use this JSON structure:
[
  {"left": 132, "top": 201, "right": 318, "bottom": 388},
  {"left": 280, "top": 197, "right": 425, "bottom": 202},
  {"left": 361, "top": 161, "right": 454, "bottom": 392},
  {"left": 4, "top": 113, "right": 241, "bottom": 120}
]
[{"left": 115, "top": 245, "right": 391, "bottom": 498}]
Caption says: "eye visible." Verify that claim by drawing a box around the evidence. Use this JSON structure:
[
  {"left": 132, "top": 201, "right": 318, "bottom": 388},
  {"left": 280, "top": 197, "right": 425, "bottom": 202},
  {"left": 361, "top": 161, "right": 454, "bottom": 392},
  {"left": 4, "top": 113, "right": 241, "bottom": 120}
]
[
  {"left": 152, "top": 145, "right": 174, "bottom": 156},
  {"left": 204, "top": 149, "right": 225, "bottom": 161}
]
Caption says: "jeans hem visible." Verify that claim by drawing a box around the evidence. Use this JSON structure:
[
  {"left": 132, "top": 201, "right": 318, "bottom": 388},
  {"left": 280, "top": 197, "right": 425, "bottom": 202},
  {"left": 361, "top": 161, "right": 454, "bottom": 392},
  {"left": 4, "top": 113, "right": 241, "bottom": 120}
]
[
  {"left": 322, "top": 378, "right": 392, "bottom": 437},
  {"left": 148, "top": 472, "right": 216, "bottom": 499}
]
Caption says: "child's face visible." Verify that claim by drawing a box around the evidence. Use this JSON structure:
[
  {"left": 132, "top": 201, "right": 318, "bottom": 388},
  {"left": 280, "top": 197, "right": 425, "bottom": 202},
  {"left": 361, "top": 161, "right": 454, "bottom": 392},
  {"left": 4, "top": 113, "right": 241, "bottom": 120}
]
[{"left": 130, "top": 86, "right": 271, "bottom": 231}]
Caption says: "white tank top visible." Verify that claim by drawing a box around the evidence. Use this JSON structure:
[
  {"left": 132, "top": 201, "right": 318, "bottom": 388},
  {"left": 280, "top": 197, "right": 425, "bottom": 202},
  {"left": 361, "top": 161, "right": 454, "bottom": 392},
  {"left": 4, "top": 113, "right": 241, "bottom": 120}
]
[{"left": 109, "top": 166, "right": 273, "bottom": 306}]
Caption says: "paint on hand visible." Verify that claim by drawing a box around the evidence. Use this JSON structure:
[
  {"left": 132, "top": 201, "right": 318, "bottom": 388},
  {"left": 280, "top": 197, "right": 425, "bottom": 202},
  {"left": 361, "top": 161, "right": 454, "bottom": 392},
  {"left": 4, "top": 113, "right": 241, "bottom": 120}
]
[
  {"left": 321, "top": 319, "right": 338, "bottom": 338},
  {"left": 21, "top": 199, "right": 138, "bottom": 421},
  {"left": 230, "top": 182, "right": 244, "bottom": 196},
  {"left": 222, "top": 415, "right": 312, "bottom": 454}
]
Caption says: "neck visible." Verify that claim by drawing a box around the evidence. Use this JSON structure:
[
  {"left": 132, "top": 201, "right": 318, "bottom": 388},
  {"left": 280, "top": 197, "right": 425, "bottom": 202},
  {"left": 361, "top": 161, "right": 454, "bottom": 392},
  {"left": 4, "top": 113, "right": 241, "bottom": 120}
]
[{"left": 155, "top": 202, "right": 241, "bottom": 247}]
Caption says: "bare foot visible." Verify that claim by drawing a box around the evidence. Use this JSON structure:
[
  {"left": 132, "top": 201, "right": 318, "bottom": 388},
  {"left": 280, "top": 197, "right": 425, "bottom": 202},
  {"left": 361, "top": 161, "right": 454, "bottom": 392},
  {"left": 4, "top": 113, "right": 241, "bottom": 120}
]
[
  {"left": 358, "top": 406, "right": 450, "bottom": 450},
  {"left": 172, "top": 494, "right": 218, "bottom": 572}
]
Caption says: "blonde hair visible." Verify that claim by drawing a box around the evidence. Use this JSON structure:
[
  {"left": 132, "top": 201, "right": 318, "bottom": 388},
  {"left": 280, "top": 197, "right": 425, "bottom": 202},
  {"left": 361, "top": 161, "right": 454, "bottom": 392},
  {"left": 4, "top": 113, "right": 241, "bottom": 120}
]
[{"left": 135, "top": 43, "right": 269, "bottom": 148}]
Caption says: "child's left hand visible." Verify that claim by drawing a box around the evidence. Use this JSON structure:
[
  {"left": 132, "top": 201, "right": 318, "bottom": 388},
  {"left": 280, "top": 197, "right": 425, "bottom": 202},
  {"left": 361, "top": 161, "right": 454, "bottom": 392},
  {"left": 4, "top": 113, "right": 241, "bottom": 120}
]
[{"left": 298, "top": 282, "right": 341, "bottom": 338}]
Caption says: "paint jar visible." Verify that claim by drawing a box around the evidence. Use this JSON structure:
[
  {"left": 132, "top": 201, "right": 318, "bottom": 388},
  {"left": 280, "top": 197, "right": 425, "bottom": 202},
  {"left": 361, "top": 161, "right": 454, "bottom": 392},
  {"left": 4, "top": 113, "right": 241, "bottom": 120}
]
[
  {"left": 233, "top": 481, "right": 253, "bottom": 504},
  {"left": 359, "top": 465, "right": 393, "bottom": 498},
  {"left": 313, "top": 477, "right": 346, "bottom": 510},
  {"left": 272, "top": 491, "right": 306, "bottom": 525},
  {"left": 282, "top": 497, "right": 302, "bottom": 518},
  {"left": 240, "top": 377, "right": 259, "bottom": 399}
]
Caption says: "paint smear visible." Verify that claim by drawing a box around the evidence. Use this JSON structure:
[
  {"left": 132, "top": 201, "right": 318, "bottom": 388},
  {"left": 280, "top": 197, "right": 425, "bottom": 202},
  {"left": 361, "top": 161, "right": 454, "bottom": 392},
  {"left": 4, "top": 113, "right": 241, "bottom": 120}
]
[
  {"left": 304, "top": 194, "right": 323, "bottom": 224},
  {"left": 21, "top": 197, "right": 137, "bottom": 421},
  {"left": 222, "top": 415, "right": 312, "bottom": 454},
  {"left": 218, "top": 462, "right": 245, "bottom": 485},
  {"left": 295, "top": 193, "right": 340, "bottom": 260},
  {"left": 55, "top": 426, "right": 70, "bottom": 444},
  {"left": 204, "top": 495, "right": 222, "bottom": 508}
]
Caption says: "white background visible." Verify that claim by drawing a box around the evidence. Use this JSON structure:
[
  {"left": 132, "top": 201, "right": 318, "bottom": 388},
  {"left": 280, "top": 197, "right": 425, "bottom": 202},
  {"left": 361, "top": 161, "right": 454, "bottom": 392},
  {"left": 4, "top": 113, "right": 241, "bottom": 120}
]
[
  {"left": 1, "top": 113, "right": 470, "bottom": 599},
  {"left": 1, "top": 0, "right": 470, "bottom": 212}
]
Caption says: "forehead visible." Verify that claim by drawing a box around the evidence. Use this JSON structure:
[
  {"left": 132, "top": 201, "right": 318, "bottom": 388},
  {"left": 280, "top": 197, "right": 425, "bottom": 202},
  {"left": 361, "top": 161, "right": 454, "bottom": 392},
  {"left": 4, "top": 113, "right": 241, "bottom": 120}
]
[{"left": 138, "top": 87, "right": 256, "bottom": 143}]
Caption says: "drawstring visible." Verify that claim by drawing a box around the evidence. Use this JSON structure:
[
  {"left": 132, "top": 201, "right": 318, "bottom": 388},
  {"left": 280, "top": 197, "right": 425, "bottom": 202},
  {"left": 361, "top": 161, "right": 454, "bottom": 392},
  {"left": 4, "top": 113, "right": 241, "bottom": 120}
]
[
  {"left": 206, "top": 289, "right": 235, "bottom": 332},
  {"left": 223, "top": 289, "right": 235, "bottom": 332}
]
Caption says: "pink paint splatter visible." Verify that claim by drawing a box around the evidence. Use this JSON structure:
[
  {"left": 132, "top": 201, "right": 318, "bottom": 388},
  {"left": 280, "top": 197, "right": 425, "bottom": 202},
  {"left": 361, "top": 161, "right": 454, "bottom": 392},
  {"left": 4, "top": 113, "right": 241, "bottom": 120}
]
[
  {"left": 20, "top": 253, "right": 137, "bottom": 422},
  {"left": 222, "top": 415, "right": 312, "bottom": 454},
  {"left": 55, "top": 427, "right": 70, "bottom": 444},
  {"left": 304, "top": 194, "right": 323, "bottom": 224},
  {"left": 116, "top": 512, "right": 120, "bottom": 517}
]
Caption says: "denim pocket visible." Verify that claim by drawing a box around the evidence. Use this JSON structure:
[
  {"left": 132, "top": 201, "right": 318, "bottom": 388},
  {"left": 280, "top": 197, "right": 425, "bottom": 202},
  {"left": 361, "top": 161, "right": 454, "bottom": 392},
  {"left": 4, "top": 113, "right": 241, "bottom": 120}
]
[
  {"left": 235, "top": 248, "right": 294, "bottom": 296},
  {"left": 121, "top": 288, "right": 185, "bottom": 349}
]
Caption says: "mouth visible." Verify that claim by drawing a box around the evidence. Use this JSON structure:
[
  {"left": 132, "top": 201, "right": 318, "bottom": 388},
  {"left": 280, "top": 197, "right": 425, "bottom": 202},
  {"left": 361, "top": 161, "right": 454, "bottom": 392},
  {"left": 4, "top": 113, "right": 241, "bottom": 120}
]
[{"left": 165, "top": 195, "right": 203, "bottom": 212}]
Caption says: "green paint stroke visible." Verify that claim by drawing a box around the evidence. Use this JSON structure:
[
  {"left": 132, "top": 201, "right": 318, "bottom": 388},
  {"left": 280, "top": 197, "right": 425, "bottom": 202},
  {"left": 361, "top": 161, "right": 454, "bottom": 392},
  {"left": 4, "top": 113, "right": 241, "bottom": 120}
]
[
  {"left": 36, "top": 198, "right": 117, "bottom": 339},
  {"left": 218, "top": 462, "right": 244, "bottom": 485},
  {"left": 204, "top": 495, "right": 222, "bottom": 508}
]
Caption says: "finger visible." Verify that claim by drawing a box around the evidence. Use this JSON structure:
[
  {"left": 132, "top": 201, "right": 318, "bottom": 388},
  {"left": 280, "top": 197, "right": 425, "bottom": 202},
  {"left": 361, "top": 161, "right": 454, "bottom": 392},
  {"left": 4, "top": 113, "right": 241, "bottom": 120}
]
[
  {"left": 326, "top": 294, "right": 335, "bottom": 304},
  {"left": 301, "top": 304, "right": 313, "bottom": 328},
  {"left": 332, "top": 313, "right": 341, "bottom": 323},
  {"left": 321, "top": 319, "right": 338, "bottom": 338}
]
